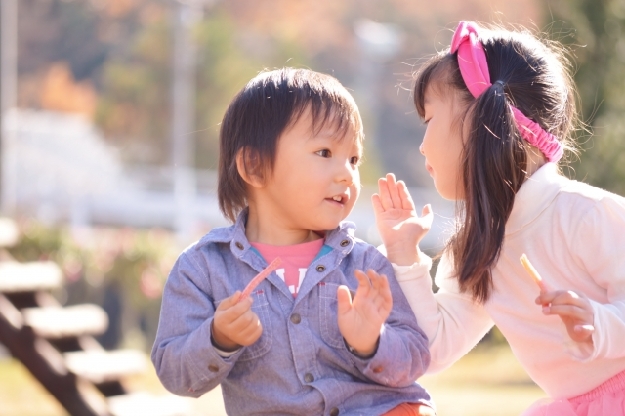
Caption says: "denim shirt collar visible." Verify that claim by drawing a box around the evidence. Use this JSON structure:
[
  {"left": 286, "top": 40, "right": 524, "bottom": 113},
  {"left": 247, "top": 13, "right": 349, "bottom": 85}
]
[
  {"left": 195, "top": 208, "right": 358, "bottom": 303},
  {"left": 197, "top": 208, "right": 357, "bottom": 250}
]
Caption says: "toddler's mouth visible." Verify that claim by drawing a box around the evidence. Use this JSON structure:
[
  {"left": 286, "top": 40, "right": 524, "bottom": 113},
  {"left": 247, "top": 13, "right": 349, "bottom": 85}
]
[{"left": 328, "top": 193, "right": 348, "bottom": 204}]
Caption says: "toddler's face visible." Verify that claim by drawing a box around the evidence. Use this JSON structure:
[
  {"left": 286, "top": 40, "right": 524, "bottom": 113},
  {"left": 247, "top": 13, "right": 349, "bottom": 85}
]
[
  {"left": 420, "top": 86, "right": 466, "bottom": 200},
  {"left": 262, "top": 108, "right": 362, "bottom": 232}
]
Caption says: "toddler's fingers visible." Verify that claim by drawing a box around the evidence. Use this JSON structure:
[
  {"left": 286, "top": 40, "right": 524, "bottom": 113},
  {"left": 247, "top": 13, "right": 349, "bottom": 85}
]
[
  {"left": 366, "top": 269, "right": 386, "bottom": 294},
  {"left": 354, "top": 269, "right": 372, "bottom": 296},
  {"left": 337, "top": 285, "right": 353, "bottom": 315},
  {"left": 363, "top": 270, "right": 392, "bottom": 311},
  {"left": 217, "top": 291, "right": 246, "bottom": 311}
]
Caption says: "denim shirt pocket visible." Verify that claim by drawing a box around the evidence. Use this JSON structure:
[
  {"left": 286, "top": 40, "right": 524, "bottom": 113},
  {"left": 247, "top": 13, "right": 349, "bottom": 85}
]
[
  {"left": 318, "top": 282, "right": 346, "bottom": 350},
  {"left": 238, "top": 290, "right": 272, "bottom": 362}
]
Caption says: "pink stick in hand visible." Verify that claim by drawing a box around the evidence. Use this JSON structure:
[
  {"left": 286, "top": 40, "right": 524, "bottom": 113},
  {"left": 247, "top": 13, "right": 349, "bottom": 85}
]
[{"left": 237, "top": 257, "right": 282, "bottom": 303}]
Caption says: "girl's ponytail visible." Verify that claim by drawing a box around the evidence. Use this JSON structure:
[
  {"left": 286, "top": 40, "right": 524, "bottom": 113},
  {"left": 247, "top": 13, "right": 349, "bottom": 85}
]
[{"left": 452, "top": 79, "right": 527, "bottom": 302}]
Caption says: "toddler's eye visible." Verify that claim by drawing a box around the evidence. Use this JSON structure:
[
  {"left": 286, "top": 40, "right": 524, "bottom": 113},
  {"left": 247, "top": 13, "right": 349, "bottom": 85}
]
[
  {"left": 350, "top": 156, "right": 360, "bottom": 166},
  {"left": 316, "top": 149, "right": 331, "bottom": 158}
]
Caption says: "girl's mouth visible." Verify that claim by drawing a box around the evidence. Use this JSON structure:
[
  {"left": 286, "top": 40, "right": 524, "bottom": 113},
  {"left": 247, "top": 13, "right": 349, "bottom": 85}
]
[{"left": 425, "top": 163, "right": 434, "bottom": 176}]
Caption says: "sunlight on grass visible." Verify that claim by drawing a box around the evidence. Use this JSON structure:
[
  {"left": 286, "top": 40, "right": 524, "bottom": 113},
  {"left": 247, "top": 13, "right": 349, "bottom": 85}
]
[
  {"left": 0, "top": 342, "right": 546, "bottom": 416},
  {"left": 420, "top": 343, "right": 547, "bottom": 416},
  {"left": 0, "top": 358, "right": 66, "bottom": 416}
]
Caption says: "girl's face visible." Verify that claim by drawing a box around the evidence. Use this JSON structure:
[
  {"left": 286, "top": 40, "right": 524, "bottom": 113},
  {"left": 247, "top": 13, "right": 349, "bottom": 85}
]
[
  {"left": 420, "top": 85, "right": 466, "bottom": 200},
  {"left": 248, "top": 109, "right": 362, "bottom": 243}
]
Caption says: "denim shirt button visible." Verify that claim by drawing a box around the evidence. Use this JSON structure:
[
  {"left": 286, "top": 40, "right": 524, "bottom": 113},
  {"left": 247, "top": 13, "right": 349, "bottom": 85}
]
[
  {"left": 208, "top": 364, "right": 219, "bottom": 372},
  {"left": 290, "top": 313, "right": 301, "bottom": 324},
  {"left": 330, "top": 407, "right": 340, "bottom": 416},
  {"left": 340, "top": 239, "right": 349, "bottom": 247},
  {"left": 315, "top": 265, "right": 325, "bottom": 272},
  {"left": 304, "top": 373, "right": 314, "bottom": 383},
  {"left": 235, "top": 242, "right": 244, "bottom": 250}
]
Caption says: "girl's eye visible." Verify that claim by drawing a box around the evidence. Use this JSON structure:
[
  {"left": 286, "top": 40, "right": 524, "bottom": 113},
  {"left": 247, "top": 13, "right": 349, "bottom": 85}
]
[
  {"left": 316, "top": 149, "right": 331, "bottom": 158},
  {"left": 350, "top": 156, "right": 360, "bottom": 166}
]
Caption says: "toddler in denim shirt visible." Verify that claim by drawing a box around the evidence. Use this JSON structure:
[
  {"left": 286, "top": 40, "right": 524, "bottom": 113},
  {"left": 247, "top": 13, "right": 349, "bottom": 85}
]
[{"left": 151, "top": 68, "right": 434, "bottom": 416}]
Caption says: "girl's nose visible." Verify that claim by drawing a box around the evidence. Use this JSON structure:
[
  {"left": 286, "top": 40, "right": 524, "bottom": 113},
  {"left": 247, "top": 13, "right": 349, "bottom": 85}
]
[{"left": 419, "top": 142, "right": 425, "bottom": 155}]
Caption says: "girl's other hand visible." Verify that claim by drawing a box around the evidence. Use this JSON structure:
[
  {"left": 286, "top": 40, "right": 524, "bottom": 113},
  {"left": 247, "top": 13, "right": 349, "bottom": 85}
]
[
  {"left": 536, "top": 290, "right": 595, "bottom": 343},
  {"left": 212, "top": 291, "right": 263, "bottom": 351},
  {"left": 337, "top": 269, "right": 393, "bottom": 356},
  {"left": 372, "top": 173, "right": 433, "bottom": 266}
]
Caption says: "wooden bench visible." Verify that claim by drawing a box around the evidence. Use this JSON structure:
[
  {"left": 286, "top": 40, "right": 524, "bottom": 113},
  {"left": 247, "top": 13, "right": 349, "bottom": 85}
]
[{"left": 0, "top": 218, "right": 194, "bottom": 415}]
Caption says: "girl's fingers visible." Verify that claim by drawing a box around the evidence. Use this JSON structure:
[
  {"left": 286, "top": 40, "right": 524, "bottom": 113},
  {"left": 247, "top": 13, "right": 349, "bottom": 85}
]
[
  {"left": 420, "top": 204, "right": 434, "bottom": 229},
  {"left": 542, "top": 303, "right": 591, "bottom": 322},
  {"left": 574, "top": 324, "right": 595, "bottom": 333},
  {"left": 377, "top": 177, "right": 393, "bottom": 210},
  {"left": 537, "top": 290, "right": 586, "bottom": 307},
  {"left": 371, "top": 193, "right": 384, "bottom": 215},
  {"left": 397, "top": 181, "right": 416, "bottom": 211},
  {"left": 386, "top": 173, "right": 402, "bottom": 210}
]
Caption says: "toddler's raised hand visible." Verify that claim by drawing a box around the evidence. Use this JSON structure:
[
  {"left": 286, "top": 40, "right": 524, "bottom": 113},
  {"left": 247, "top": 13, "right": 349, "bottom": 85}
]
[
  {"left": 212, "top": 291, "right": 263, "bottom": 351},
  {"left": 372, "top": 173, "right": 433, "bottom": 266},
  {"left": 536, "top": 289, "right": 595, "bottom": 343},
  {"left": 337, "top": 269, "right": 393, "bottom": 357}
]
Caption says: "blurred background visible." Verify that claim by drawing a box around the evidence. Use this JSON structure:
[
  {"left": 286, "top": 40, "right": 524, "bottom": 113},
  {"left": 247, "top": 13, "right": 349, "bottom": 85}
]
[{"left": 1, "top": 0, "right": 624, "bottom": 415}]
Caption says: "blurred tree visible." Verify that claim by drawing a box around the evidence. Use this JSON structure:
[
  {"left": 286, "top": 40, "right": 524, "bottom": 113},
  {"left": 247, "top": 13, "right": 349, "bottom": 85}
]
[
  {"left": 544, "top": 0, "right": 625, "bottom": 194},
  {"left": 13, "top": 0, "right": 543, "bottom": 185}
]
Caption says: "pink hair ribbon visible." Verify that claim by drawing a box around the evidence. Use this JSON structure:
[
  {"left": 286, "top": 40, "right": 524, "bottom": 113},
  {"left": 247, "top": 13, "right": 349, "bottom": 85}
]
[{"left": 450, "top": 21, "right": 563, "bottom": 163}]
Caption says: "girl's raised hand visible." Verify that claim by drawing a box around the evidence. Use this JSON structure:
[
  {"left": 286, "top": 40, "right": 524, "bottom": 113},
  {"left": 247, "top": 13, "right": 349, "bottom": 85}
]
[
  {"left": 536, "top": 290, "right": 595, "bottom": 344},
  {"left": 337, "top": 269, "right": 393, "bottom": 357},
  {"left": 212, "top": 291, "right": 263, "bottom": 351},
  {"left": 372, "top": 173, "right": 433, "bottom": 266}
]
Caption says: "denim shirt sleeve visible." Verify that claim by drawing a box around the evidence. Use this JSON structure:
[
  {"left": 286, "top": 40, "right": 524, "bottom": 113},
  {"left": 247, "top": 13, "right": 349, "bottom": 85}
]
[
  {"left": 151, "top": 250, "right": 241, "bottom": 397},
  {"left": 346, "top": 251, "right": 431, "bottom": 388}
]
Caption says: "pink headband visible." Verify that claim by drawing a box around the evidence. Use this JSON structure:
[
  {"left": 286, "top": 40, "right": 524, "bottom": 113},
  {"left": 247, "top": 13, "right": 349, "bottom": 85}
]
[{"left": 450, "top": 21, "right": 563, "bottom": 163}]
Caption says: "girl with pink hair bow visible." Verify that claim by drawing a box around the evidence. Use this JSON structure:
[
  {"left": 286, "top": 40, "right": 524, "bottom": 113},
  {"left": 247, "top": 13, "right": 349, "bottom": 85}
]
[{"left": 373, "top": 21, "right": 625, "bottom": 415}]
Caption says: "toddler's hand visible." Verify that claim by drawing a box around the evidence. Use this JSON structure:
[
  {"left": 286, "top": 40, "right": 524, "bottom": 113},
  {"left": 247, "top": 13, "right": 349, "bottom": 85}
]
[
  {"left": 337, "top": 269, "right": 393, "bottom": 356},
  {"left": 372, "top": 173, "right": 433, "bottom": 266},
  {"left": 212, "top": 291, "right": 263, "bottom": 351},
  {"left": 536, "top": 290, "right": 595, "bottom": 343}
]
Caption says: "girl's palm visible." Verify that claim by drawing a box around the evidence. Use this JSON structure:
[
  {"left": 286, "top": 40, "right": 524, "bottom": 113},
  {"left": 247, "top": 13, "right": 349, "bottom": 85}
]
[{"left": 373, "top": 174, "right": 433, "bottom": 257}]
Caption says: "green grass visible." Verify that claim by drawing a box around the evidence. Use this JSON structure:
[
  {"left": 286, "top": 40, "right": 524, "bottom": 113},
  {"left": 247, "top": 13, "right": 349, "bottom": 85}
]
[{"left": 0, "top": 343, "right": 546, "bottom": 416}]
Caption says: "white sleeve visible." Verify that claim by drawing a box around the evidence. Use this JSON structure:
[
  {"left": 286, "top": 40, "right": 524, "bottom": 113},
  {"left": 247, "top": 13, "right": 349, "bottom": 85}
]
[
  {"left": 394, "top": 253, "right": 493, "bottom": 373},
  {"left": 567, "top": 194, "right": 625, "bottom": 361}
]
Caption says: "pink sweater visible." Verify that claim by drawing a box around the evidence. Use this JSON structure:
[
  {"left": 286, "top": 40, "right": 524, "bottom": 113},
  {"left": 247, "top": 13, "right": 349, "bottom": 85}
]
[{"left": 395, "top": 163, "right": 625, "bottom": 399}]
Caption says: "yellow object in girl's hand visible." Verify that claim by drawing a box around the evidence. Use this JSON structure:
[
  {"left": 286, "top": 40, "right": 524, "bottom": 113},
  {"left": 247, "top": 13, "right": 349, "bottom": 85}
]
[{"left": 520, "top": 254, "right": 548, "bottom": 292}]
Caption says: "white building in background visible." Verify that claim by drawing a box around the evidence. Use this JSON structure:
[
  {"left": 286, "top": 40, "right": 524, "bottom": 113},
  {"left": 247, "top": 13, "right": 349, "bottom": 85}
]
[{"left": 1, "top": 108, "right": 452, "bottom": 250}]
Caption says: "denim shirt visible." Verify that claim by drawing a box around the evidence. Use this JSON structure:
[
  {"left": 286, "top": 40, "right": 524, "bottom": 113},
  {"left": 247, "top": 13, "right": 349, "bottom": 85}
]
[{"left": 151, "top": 212, "right": 433, "bottom": 415}]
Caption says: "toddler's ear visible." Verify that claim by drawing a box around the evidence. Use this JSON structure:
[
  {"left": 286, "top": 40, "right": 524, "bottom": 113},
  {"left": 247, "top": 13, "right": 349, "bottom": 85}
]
[{"left": 236, "top": 146, "right": 266, "bottom": 188}]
